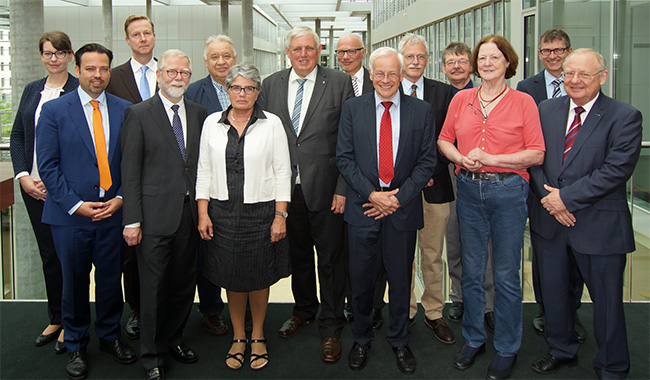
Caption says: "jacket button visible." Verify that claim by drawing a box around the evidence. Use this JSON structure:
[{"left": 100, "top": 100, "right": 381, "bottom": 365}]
[{"left": 94, "top": 185, "right": 99, "bottom": 189}]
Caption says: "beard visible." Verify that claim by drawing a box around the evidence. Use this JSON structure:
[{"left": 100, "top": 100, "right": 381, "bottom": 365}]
[{"left": 161, "top": 80, "right": 188, "bottom": 99}]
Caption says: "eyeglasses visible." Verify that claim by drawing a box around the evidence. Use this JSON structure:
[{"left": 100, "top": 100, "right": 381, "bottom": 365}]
[
  {"left": 539, "top": 47, "right": 569, "bottom": 56},
  {"left": 445, "top": 59, "right": 469, "bottom": 67},
  {"left": 165, "top": 69, "right": 191, "bottom": 79},
  {"left": 404, "top": 54, "right": 427, "bottom": 62},
  {"left": 335, "top": 48, "right": 364, "bottom": 57},
  {"left": 41, "top": 50, "right": 68, "bottom": 59},
  {"left": 564, "top": 71, "right": 602, "bottom": 81},
  {"left": 372, "top": 72, "right": 400, "bottom": 80},
  {"left": 229, "top": 85, "right": 257, "bottom": 95}
]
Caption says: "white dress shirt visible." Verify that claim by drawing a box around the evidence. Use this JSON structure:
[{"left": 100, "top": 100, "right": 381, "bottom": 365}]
[
  {"left": 401, "top": 76, "right": 424, "bottom": 100},
  {"left": 545, "top": 70, "right": 566, "bottom": 99},
  {"left": 375, "top": 91, "right": 401, "bottom": 187},
  {"left": 130, "top": 57, "right": 157, "bottom": 97}
]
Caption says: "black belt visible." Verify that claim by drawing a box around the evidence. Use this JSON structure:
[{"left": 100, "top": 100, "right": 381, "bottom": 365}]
[
  {"left": 377, "top": 186, "right": 392, "bottom": 192},
  {"left": 459, "top": 169, "right": 516, "bottom": 181}
]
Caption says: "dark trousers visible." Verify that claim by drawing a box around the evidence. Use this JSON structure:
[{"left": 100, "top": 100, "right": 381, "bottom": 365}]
[
  {"left": 51, "top": 222, "right": 124, "bottom": 352},
  {"left": 138, "top": 202, "right": 198, "bottom": 370},
  {"left": 287, "top": 185, "right": 346, "bottom": 338},
  {"left": 343, "top": 226, "right": 387, "bottom": 310},
  {"left": 348, "top": 220, "right": 416, "bottom": 348},
  {"left": 122, "top": 245, "right": 139, "bottom": 312},
  {"left": 197, "top": 240, "right": 224, "bottom": 314},
  {"left": 21, "top": 187, "right": 62, "bottom": 325},
  {"left": 533, "top": 229, "right": 630, "bottom": 379}
]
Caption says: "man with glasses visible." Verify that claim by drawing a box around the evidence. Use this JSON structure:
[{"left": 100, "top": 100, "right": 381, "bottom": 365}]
[
  {"left": 517, "top": 28, "right": 587, "bottom": 343},
  {"left": 397, "top": 33, "right": 455, "bottom": 345},
  {"left": 336, "top": 34, "right": 387, "bottom": 330},
  {"left": 121, "top": 49, "right": 207, "bottom": 380},
  {"left": 441, "top": 41, "right": 496, "bottom": 332},
  {"left": 528, "top": 48, "right": 641, "bottom": 378}
]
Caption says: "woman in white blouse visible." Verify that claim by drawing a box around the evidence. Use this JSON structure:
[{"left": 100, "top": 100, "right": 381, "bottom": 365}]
[
  {"left": 196, "top": 63, "right": 291, "bottom": 371},
  {"left": 10, "top": 31, "right": 78, "bottom": 354}
]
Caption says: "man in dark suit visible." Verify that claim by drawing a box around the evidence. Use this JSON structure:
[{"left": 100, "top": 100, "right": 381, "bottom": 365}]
[
  {"left": 258, "top": 26, "right": 354, "bottom": 363},
  {"left": 337, "top": 46, "right": 436, "bottom": 375},
  {"left": 336, "top": 33, "right": 386, "bottom": 329},
  {"left": 185, "top": 35, "right": 236, "bottom": 116},
  {"left": 37, "top": 43, "right": 136, "bottom": 380},
  {"left": 105, "top": 14, "right": 158, "bottom": 339},
  {"left": 121, "top": 49, "right": 207, "bottom": 380},
  {"left": 529, "top": 49, "right": 642, "bottom": 379},
  {"left": 517, "top": 29, "right": 586, "bottom": 341},
  {"left": 397, "top": 33, "right": 455, "bottom": 344}
]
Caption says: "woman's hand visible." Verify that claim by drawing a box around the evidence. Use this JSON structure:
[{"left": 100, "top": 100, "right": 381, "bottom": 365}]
[
  {"left": 198, "top": 213, "right": 213, "bottom": 241},
  {"left": 19, "top": 176, "right": 47, "bottom": 201},
  {"left": 270, "top": 216, "right": 286, "bottom": 243}
]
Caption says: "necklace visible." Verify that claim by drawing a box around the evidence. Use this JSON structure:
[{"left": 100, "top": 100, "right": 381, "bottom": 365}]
[
  {"left": 229, "top": 112, "right": 251, "bottom": 123},
  {"left": 477, "top": 84, "right": 508, "bottom": 118}
]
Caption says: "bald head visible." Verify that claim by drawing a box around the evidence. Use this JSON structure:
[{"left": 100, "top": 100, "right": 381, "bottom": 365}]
[{"left": 336, "top": 34, "right": 366, "bottom": 76}]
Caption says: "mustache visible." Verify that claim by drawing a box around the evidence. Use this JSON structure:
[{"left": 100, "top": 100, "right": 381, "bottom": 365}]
[
  {"left": 450, "top": 68, "right": 466, "bottom": 74},
  {"left": 170, "top": 80, "right": 185, "bottom": 86},
  {"left": 407, "top": 64, "right": 423, "bottom": 69}
]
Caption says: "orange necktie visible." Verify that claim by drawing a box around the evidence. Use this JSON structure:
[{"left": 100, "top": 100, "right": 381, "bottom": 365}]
[{"left": 90, "top": 100, "right": 112, "bottom": 191}]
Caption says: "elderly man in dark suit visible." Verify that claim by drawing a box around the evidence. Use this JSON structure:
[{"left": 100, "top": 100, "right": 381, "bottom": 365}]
[
  {"left": 37, "top": 43, "right": 136, "bottom": 380},
  {"left": 517, "top": 29, "right": 586, "bottom": 342},
  {"left": 528, "top": 49, "right": 642, "bottom": 379},
  {"left": 105, "top": 14, "right": 158, "bottom": 339},
  {"left": 121, "top": 49, "right": 207, "bottom": 380},
  {"left": 337, "top": 46, "right": 436, "bottom": 375},
  {"left": 396, "top": 33, "right": 455, "bottom": 344},
  {"left": 258, "top": 26, "right": 354, "bottom": 363}
]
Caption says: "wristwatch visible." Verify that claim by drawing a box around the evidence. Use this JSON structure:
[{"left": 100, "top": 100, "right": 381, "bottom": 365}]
[{"left": 275, "top": 211, "right": 288, "bottom": 218}]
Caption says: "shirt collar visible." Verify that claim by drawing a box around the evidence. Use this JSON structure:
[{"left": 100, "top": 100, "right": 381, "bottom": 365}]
[
  {"left": 77, "top": 86, "right": 107, "bottom": 106},
  {"left": 544, "top": 69, "right": 563, "bottom": 86},
  {"left": 217, "top": 103, "right": 267, "bottom": 124},
  {"left": 210, "top": 76, "right": 228, "bottom": 91},
  {"left": 130, "top": 57, "right": 157, "bottom": 74},
  {"left": 158, "top": 90, "right": 184, "bottom": 110},
  {"left": 569, "top": 92, "right": 599, "bottom": 115},
  {"left": 351, "top": 67, "right": 364, "bottom": 82},
  {"left": 401, "top": 75, "right": 424, "bottom": 93},
  {"left": 289, "top": 66, "right": 318, "bottom": 84},
  {"left": 374, "top": 90, "right": 401, "bottom": 109}
]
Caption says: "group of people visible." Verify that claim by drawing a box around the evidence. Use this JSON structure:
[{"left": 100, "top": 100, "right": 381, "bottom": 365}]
[{"left": 10, "top": 12, "right": 642, "bottom": 380}]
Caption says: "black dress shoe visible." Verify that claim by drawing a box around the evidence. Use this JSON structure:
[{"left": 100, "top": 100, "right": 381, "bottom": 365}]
[
  {"left": 532, "top": 307, "right": 544, "bottom": 336},
  {"left": 170, "top": 343, "right": 198, "bottom": 363},
  {"left": 201, "top": 311, "right": 229, "bottom": 335},
  {"left": 125, "top": 309, "right": 140, "bottom": 339},
  {"left": 393, "top": 345, "right": 416, "bottom": 375},
  {"left": 348, "top": 342, "right": 370, "bottom": 371},
  {"left": 452, "top": 344, "right": 486, "bottom": 370},
  {"left": 100, "top": 338, "right": 136, "bottom": 364},
  {"left": 372, "top": 309, "right": 384, "bottom": 330},
  {"left": 574, "top": 313, "right": 587, "bottom": 343},
  {"left": 448, "top": 302, "right": 464, "bottom": 322},
  {"left": 487, "top": 354, "right": 517, "bottom": 380},
  {"left": 344, "top": 303, "right": 354, "bottom": 323},
  {"left": 485, "top": 311, "right": 495, "bottom": 333},
  {"left": 66, "top": 351, "right": 88, "bottom": 380},
  {"left": 146, "top": 367, "right": 164, "bottom": 380},
  {"left": 34, "top": 327, "right": 62, "bottom": 346},
  {"left": 55, "top": 340, "right": 67, "bottom": 354},
  {"left": 531, "top": 353, "right": 578, "bottom": 374}
]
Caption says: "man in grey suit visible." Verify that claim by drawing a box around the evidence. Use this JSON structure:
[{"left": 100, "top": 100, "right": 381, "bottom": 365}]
[
  {"left": 121, "top": 49, "right": 207, "bottom": 380},
  {"left": 258, "top": 26, "right": 354, "bottom": 363}
]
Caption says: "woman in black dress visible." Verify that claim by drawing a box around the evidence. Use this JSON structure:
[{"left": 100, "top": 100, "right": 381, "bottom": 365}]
[{"left": 196, "top": 63, "right": 291, "bottom": 371}]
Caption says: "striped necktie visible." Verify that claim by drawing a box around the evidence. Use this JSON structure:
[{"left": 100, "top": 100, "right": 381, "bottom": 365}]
[
  {"left": 291, "top": 78, "right": 307, "bottom": 135},
  {"left": 563, "top": 106, "right": 585, "bottom": 163},
  {"left": 551, "top": 78, "right": 563, "bottom": 98},
  {"left": 351, "top": 75, "right": 360, "bottom": 97},
  {"left": 410, "top": 84, "right": 418, "bottom": 97}
]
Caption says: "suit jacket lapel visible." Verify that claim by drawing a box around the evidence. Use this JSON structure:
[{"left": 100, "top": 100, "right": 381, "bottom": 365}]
[
  {"left": 202, "top": 78, "right": 222, "bottom": 112},
  {"left": 274, "top": 70, "right": 293, "bottom": 134},
  {"left": 120, "top": 61, "right": 143, "bottom": 103},
  {"left": 552, "top": 98, "right": 571, "bottom": 175},
  {"left": 534, "top": 71, "right": 548, "bottom": 103},
  {"left": 395, "top": 94, "right": 410, "bottom": 172},
  {"left": 363, "top": 95, "right": 379, "bottom": 181},
  {"left": 149, "top": 95, "right": 185, "bottom": 162},
  {"left": 106, "top": 95, "right": 122, "bottom": 163},
  {"left": 561, "top": 93, "right": 608, "bottom": 170},
  {"left": 301, "top": 66, "right": 326, "bottom": 133},
  {"left": 68, "top": 95, "right": 97, "bottom": 160},
  {"left": 184, "top": 100, "right": 199, "bottom": 160}
]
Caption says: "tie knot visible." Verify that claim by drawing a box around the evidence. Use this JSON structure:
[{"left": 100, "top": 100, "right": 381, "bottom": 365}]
[
  {"left": 141, "top": 66, "right": 148, "bottom": 74},
  {"left": 574, "top": 106, "right": 585, "bottom": 115},
  {"left": 171, "top": 104, "right": 179, "bottom": 113},
  {"left": 297, "top": 78, "right": 307, "bottom": 86},
  {"left": 90, "top": 100, "right": 99, "bottom": 110},
  {"left": 552, "top": 78, "right": 563, "bottom": 86},
  {"left": 411, "top": 84, "right": 417, "bottom": 91},
  {"left": 381, "top": 101, "right": 392, "bottom": 110}
]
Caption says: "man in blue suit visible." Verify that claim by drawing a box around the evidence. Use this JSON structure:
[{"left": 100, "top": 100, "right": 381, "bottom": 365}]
[
  {"left": 337, "top": 47, "right": 436, "bottom": 375},
  {"left": 529, "top": 49, "right": 642, "bottom": 379},
  {"left": 37, "top": 43, "right": 136, "bottom": 380}
]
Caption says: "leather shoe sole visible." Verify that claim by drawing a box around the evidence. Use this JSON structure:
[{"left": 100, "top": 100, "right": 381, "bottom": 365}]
[
  {"left": 321, "top": 337, "right": 342, "bottom": 363},
  {"left": 453, "top": 344, "right": 486, "bottom": 370},
  {"left": 531, "top": 353, "right": 578, "bottom": 374}
]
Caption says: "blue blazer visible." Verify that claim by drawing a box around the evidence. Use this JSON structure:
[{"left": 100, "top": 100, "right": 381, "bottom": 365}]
[
  {"left": 10, "top": 75, "right": 79, "bottom": 176},
  {"left": 529, "top": 93, "right": 643, "bottom": 255},
  {"left": 336, "top": 92, "right": 437, "bottom": 231},
  {"left": 516, "top": 70, "right": 547, "bottom": 106},
  {"left": 36, "top": 90, "right": 132, "bottom": 227},
  {"left": 185, "top": 75, "right": 224, "bottom": 116}
]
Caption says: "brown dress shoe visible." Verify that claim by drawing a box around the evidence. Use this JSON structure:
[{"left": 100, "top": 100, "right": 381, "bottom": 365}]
[
  {"left": 278, "top": 315, "right": 312, "bottom": 338},
  {"left": 320, "top": 337, "right": 342, "bottom": 363},
  {"left": 425, "top": 317, "right": 455, "bottom": 344},
  {"left": 201, "top": 312, "right": 228, "bottom": 335}
]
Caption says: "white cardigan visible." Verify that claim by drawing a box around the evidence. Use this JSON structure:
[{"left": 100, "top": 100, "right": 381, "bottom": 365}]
[{"left": 195, "top": 108, "right": 291, "bottom": 203}]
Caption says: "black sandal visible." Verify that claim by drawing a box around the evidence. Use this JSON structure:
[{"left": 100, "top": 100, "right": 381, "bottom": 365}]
[
  {"left": 226, "top": 339, "right": 247, "bottom": 370},
  {"left": 250, "top": 339, "right": 268, "bottom": 370}
]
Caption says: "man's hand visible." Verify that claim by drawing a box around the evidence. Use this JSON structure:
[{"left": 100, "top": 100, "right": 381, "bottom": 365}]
[
  {"left": 123, "top": 226, "right": 142, "bottom": 246},
  {"left": 365, "top": 189, "right": 401, "bottom": 219},
  {"left": 74, "top": 201, "right": 105, "bottom": 219},
  {"left": 92, "top": 198, "right": 123, "bottom": 221},
  {"left": 19, "top": 176, "right": 47, "bottom": 201},
  {"left": 425, "top": 178, "right": 434, "bottom": 188},
  {"left": 541, "top": 184, "right": 576, "bottom": 227},
  {"left": 331, "top": 194, "right": 346, "bottom": 214}
]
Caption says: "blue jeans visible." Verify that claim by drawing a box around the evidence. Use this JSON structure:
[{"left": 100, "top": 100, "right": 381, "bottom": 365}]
[{"left": 456, "top": 172, "right": 528, "bottom": 356}]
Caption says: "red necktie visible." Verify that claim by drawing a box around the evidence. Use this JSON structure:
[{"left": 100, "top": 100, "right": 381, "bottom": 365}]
[
  {"left": 563, "top": 106, "right": 585, "bottom": 163},
  {"left": 379, "top": 101, "right": 394, "bottom": 184}
]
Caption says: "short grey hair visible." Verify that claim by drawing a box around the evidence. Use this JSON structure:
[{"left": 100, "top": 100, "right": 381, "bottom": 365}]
[
  {"left": 398, "top": 33, "right": 429, "bottom": 56},
  {"left": 564, "top": 48, "right": 607, "bottom": 72},
  {"left": 338, "top": 33, "right": 365, "bottom": 49},
  {"left": 203, "top": 35, "right": 237, "bottom": 60},
  {"left": 443, "top": 41, "right": 472, "bottom": 64},
  {"left": 225, "top": 63, "right": 261, "bottom": 90},
  {"left": 285, "top": 26, "right": 320, "bottom": 50},
  {"left": 368, "top": 47, "right": 404, "bottom": 73},
  {"left": 158, "top": 49, "right": 192, "bottom": 72}
]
